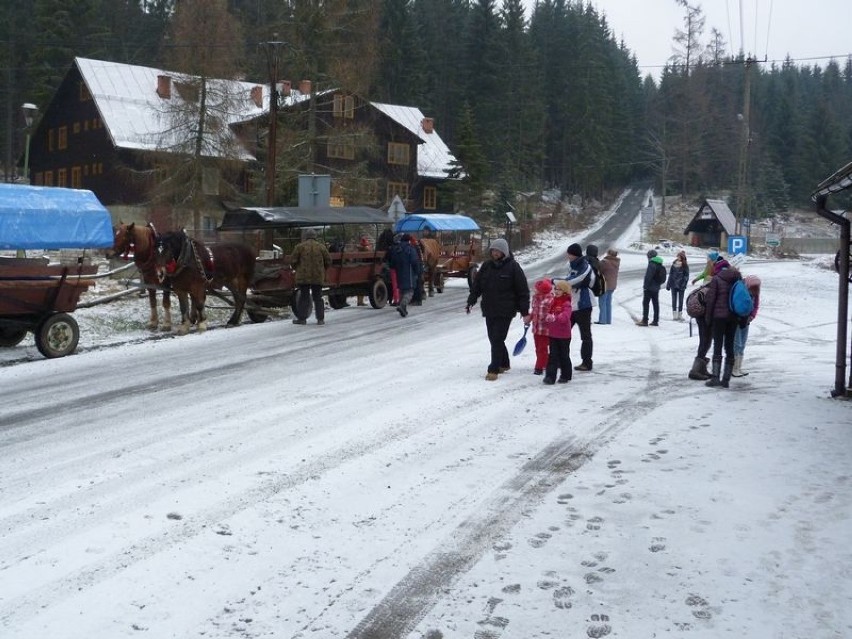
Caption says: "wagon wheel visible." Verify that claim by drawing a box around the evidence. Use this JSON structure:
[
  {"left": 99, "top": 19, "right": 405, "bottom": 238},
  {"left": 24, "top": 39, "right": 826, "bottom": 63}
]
[
  {"left": 35, "top": 313, "right": 80, "bottom": 358},
  {"left": 247, "top": 309, "right": 269, "bottom": 323},
  {"left": 467, "top": 264, "right": 480, "bottom": 290},
  {"left": 0, "top": 326, "right": 27, "bottom": 347},
  {"left": 368, "top": 277, "right": 389, "bottom": 309},
  {"left": 328, "top": 293, "right": 349, "bottom": 309},
  {"left": 434, "top": 271, "right": 445, "bottom": 294},
  {"left": 835, "top": 247, "right": 852, "bottom": 283}
]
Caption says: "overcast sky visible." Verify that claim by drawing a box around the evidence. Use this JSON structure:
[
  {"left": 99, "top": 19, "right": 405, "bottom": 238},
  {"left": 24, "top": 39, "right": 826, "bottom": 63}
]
[{"left": 572, "top": 0, "right": 852, "bottom": 79}]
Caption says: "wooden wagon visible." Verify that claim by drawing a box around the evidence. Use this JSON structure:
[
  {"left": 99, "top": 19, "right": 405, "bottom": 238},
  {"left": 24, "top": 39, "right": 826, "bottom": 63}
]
[
  {"left": 0, "top": 184, "right": 113, "bottom": 358},
  {"left": 218, "top": 205, "right": 394, "bottom": 322}
]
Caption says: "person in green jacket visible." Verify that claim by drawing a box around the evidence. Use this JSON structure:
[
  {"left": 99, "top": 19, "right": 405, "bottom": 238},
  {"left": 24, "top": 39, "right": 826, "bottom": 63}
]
[
  {"left": 692, "top": 249, "right": 720, "bottom": 285},
  {"left": 290, "top": 228, "right": 331, "bottom": 325}
]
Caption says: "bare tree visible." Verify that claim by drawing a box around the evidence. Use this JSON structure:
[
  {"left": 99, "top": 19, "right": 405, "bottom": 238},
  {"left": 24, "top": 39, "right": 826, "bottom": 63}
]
[
  {"left": 152, "top": 0, "right": 247, "bottom": 231},
  {"left": 670, "top": 0, "right": 705, "bottom": 72}
]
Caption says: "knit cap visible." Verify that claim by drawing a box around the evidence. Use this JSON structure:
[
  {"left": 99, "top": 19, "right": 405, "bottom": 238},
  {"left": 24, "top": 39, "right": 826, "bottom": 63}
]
[
  {"left": 567, "top": 243, "right": 583, "bottom": 258},
  {"left": 647, "top": 249, "right": 657, "bottom": 259},
  {"left": 489, "top": 238, "right": 509, "bottom": 257},
  {"left": 534, "top": 278, "right": 553, "bottom": 294}
]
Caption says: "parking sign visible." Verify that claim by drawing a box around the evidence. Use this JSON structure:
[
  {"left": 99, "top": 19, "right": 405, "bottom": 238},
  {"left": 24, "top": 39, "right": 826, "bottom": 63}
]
[{"left": 728, "top": 235, "right": 748, "bottom": 255}]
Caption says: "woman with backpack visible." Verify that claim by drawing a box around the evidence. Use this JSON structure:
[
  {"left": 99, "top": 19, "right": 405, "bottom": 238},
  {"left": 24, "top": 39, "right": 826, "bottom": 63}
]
[
  {"left": 703, "top": 258, "right": 741, "bottom": 388},
  {"left": 665, "top": 251, "right": 690, "bottom": 321}
]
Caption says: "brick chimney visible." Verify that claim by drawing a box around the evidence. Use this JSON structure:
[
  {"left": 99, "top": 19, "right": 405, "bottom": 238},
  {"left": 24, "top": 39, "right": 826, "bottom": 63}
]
[
  {"left": 422, "top": 117, "right": 434, "bottom": 134},
  {"left": 250, "top": 85, "right": 263, "bottom": 108},
  {"left": 299, "top": 79, "right": 312, "bottom": 96},
  {"left": 279, "top": 80, "right": 292, "bottom": 96},
  {"left": 156, "top": 75, "right": 171, "bottom": 99}
]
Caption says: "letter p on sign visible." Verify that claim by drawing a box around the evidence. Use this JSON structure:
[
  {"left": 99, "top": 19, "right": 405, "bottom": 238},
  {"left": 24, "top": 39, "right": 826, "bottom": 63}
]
[{"left": 728, "top": 235, "right": 748, "bottom": 255}]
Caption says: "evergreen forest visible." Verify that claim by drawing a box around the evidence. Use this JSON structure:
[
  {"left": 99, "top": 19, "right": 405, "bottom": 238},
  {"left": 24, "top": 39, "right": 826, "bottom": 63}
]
[{"left": 2, "top": 0, "right": 851, "bottom": 216}]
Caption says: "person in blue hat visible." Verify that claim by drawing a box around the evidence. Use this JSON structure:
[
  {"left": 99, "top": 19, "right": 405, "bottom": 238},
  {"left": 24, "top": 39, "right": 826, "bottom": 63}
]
[{"left": 692, "top": 249, "right": 720, "bottom": 285}]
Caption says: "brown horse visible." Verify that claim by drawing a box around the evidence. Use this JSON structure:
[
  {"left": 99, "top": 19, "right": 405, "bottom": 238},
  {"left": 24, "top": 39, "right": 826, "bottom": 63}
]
[
  {"left": 108, "top": 222, "right": 173, "bottom": 331},
  {"left": 419, "top": 237, "right": 443, "bottom": 296},
  {"left": 154, "top": 231, "right": 257, "bottom": 335}
]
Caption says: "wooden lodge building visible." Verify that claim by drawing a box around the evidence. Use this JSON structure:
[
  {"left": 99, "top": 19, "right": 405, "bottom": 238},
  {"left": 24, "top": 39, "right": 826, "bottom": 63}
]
[{"left": 25, "top": 57, "right": 458, "bottom": 231}]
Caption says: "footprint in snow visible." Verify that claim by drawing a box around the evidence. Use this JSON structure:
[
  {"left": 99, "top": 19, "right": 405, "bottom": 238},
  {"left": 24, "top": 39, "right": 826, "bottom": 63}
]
[{"left": 586, "top": 613, "right": 612, "bottom": 637}]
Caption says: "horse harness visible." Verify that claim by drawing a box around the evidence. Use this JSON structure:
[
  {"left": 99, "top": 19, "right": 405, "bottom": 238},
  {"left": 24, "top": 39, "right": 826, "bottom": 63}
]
[{"left": 162, "top": 233, "right": 215, "bottom": 283}]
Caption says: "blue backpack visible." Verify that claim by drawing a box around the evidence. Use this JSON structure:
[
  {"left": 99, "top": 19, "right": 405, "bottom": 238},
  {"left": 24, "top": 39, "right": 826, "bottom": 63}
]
[{"left": 729, "top": 278, "right": 754, "bottom": 318}]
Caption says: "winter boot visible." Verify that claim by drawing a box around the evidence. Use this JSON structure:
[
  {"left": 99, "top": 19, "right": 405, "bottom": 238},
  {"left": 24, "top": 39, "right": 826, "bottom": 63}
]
[
  {"left": 672, "top": 310, "right": 678, "bottom": 321},
  {"left": 688, "top": 356, "right": 711, "bottom": 380},
  {"left": 635, "top": 319, "right": 648, "bottom": 326},
  {"left": 721, "top": 359, "right": 734, "bottom": 388},
  {"left": 676, "top": 310, "right": 683, "bottom": 321},
  {"left": 705, "top": 359, "right": 722, "bottom": 387},
  {"left": 731, "top": 355, "right": 748, "bottom": 377}
]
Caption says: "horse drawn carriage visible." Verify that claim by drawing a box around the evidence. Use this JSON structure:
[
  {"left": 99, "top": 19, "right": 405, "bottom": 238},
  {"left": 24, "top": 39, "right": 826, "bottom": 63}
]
[
  {"left": 218, "top": 205, "right": 394, "bottom": 322},
  {"left": 393, "top": 213, "right": 483, "bottom": 294},
  {"left": 0, "top": 184, "right": 113, "bottom": 358}
]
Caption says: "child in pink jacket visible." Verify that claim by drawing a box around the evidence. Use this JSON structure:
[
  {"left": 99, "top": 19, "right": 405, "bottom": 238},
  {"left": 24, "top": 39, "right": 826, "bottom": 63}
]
[
  {"left": 544, "top": 280, "right": 573, "bottom": 384},
  {"left": 529, "top": 278, "right": 553, "bottom": 375}
]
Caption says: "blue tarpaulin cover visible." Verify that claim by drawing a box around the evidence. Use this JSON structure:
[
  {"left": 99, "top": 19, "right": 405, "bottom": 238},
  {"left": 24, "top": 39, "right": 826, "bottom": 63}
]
[
  {"left": 0, "top": 184, "right": 114, "bottom": 249},
  {"left": 394, "top": 213, "right": 480, "bottom": 233}
]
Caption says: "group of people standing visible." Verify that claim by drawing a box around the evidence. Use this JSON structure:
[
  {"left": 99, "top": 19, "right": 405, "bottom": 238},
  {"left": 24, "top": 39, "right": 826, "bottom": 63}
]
[
  {"left": 687, "top": 250, "right": 761, "bottom": 387},
  {"left": 465, "top": 237, "right": 760, "bottom": 390},
  {"left": 466, "top": 239, "right": 619, "bottom": 383}
]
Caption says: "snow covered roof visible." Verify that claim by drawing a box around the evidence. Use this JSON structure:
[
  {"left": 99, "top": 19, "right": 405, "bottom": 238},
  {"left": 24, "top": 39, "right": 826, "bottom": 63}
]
[
  {"left": 685, "top": 198, "right": 737, "bottom": 235},
  {"left": 371, "top": 102, "right": 457, "bottom": 180},
  {"left": 74, "top": 58, "right": 456, "bottom": 178},
  {"left": 75, "top": 57, "right": 309, "bottom": 161}
]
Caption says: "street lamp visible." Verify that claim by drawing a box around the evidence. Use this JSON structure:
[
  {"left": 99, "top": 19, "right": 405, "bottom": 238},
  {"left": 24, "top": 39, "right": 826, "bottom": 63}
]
[{"left": 21, "top": 102, "right": 38, "bottom": 183}]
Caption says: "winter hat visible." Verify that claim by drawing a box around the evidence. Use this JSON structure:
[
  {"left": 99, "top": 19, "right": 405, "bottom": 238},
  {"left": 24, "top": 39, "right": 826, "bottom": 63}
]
[
  {"left": 712, "top": 258, "right": 730, "bottom": 274},
  {"left": 586, "top": 244, "right": 599, "bottom": 258},
  {"left": 534, "top": 278, "right": 553, "bottom": 295},
  {"left": 606, "top": 248, "right": 618, "bottom": 257},
  {"left": 554, "top": 280, "right": 572, "bottom": 295},
  {"left": 707, "top": 249, "right": 720, "bottom": 261},
  {"left": 647, "top": 249, "right": 657, "bottom": 259},
  {"left": 304, "top": 228, "right": 317, "bottom": 239},
  {"left": 489, "top": 238, "right": 510, "bottom": 257},
  {"left": 567, "top": 243, "right": 583, "bottom": 258}
]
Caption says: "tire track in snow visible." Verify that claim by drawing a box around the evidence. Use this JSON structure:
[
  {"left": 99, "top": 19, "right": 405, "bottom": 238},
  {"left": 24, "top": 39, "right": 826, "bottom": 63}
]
[{"left": 343, "top": 348, "right": 673, "bottom": 639}]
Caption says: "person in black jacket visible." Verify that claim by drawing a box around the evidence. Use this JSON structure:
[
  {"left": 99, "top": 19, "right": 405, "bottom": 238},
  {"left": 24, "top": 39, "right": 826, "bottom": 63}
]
[
  {"left": 386, "top": 233, "right": 422, "bottom": 318},
  {"left": 467, "top": 238, "right": 531, "bottom": 381},
  {"left": 636, "top": 249, "right": 667, "bottom": 326}
]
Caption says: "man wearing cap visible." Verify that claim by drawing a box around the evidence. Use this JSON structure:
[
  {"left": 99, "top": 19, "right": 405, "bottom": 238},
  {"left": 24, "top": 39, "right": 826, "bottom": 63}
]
[
  {"left": 636, "top": 249, "right": 667, "bottom": 326},
  {"left": 560, "top": 243, "right": 595, "bottom": 371},
  {"left": 290, "top": 228, "right": 331, "bottom": 325},
  {"left": 466, "top": 238, "right": 531, "bottom": 381}
]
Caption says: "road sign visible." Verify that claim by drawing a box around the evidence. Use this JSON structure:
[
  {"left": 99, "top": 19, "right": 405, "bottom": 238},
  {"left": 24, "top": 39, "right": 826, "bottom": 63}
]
[
  {"left": 728, "top": 235, "right": 748, "bottom": 255},
  {"left": 765, "top": 233, "right": 781, "bottom": 247}
]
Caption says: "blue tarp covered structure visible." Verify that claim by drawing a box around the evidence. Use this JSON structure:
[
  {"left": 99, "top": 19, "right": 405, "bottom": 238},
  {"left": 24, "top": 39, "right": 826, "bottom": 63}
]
[
  {"left": 394, "top": 213, "right": 480, "bottom": 233},
  {"left": 0, "top": 184, "right": 114, "bottom": 250}
]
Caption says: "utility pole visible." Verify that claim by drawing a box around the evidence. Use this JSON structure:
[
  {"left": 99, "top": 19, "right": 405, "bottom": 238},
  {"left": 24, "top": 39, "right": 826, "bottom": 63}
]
[
  {"left": 261, "top": 38, "right": 285, "bottom": 207},
  {"left": 735, "top": 57, "right": 754, "bottom": 235}
]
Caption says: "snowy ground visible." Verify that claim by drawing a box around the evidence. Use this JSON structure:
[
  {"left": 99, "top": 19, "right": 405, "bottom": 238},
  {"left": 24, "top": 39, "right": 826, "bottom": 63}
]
[{"left": 1, "top": 203, "right": 850, "bottom": 639}]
